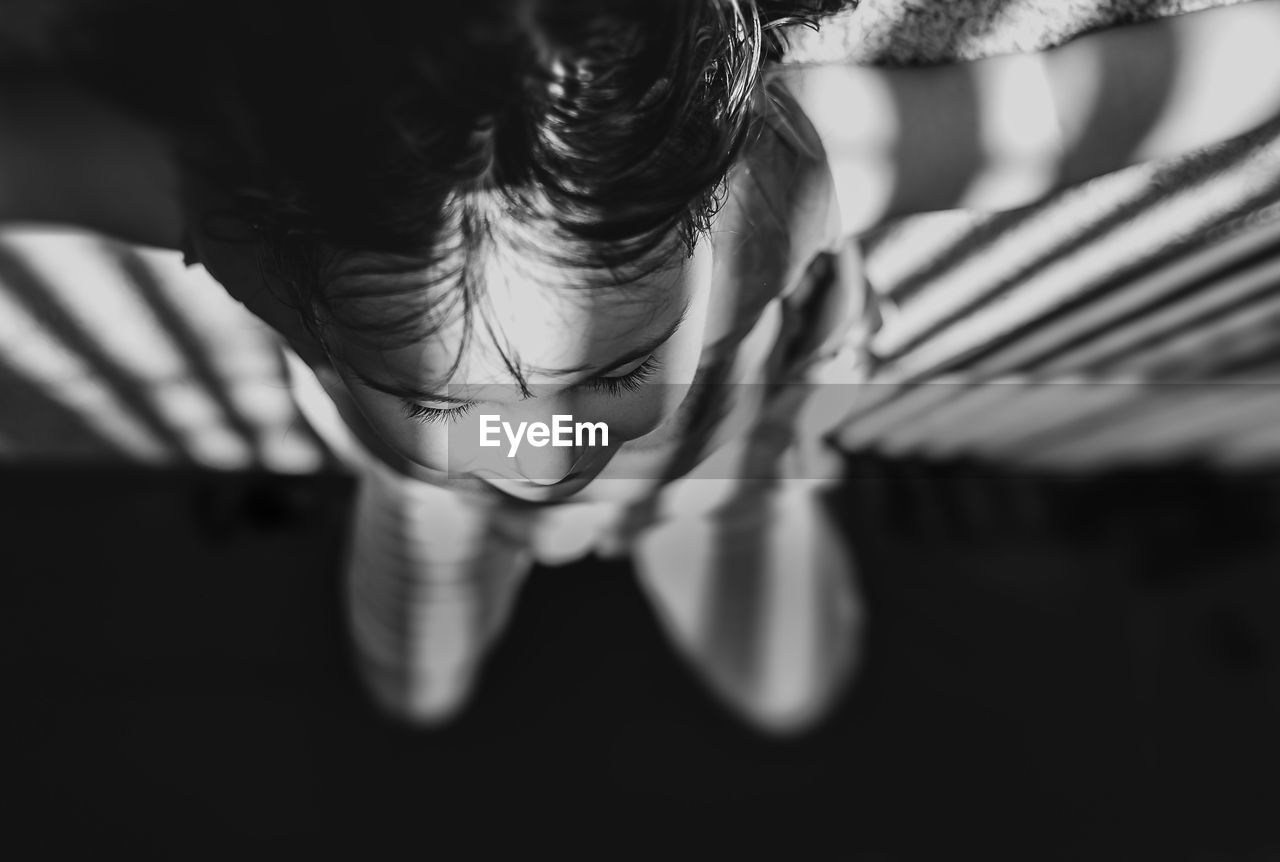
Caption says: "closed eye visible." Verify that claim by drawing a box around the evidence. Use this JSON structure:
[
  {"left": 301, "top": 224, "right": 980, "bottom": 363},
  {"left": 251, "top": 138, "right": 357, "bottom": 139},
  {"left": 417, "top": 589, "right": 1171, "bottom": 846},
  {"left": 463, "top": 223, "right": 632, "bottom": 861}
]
[
  {"left": 400, "top": 355, "right": 662, "bottom": 426},
  {"left": 580, "top": 353, "right": 662, "bottom": 396},
  {"left": 401, "top": 399, "right": 477, "bottom": 426}
]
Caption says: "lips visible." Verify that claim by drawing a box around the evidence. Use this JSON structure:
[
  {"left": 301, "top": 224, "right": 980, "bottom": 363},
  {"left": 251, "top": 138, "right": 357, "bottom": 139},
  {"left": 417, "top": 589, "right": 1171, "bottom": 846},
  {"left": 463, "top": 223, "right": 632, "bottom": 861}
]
[
  {"left": 472, "top": 468, "right": 586, "bottom": 488},
  {"left": 471, "top": 472, "right": 592, "bottom": 503}
]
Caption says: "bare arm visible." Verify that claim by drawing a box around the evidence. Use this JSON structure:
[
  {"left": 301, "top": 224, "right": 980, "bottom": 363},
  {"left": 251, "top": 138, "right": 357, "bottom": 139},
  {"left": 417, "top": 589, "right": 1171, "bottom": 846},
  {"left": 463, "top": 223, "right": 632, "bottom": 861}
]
[{"left": 773, "top": 0, "right": 1280, "bottom": 237}]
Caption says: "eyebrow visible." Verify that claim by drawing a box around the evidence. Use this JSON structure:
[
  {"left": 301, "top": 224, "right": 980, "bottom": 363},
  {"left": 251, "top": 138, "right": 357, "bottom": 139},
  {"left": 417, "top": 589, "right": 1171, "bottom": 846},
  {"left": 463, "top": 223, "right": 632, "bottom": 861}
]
[
  {"left": 349, "top": 368, "right": 477, "bottom": 405},
  {"left": 522, "top": 299, "right": 691, "bottom": 378},
  {"left": 347, "top": 299, "right": 690, "bottom": 407}
]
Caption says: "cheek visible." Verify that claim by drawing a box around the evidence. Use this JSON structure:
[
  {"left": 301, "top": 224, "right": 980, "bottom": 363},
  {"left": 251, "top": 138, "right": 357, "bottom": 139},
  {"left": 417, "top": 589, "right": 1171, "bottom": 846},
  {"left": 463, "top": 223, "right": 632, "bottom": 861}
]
[
  {"left": 346, "top": 389, "right": 455, "bottom": 469},
  {"left": 572, "top": 365, "right": 697, "bottom": 444},
  {"left": 584, "top": 387, "right": 679, "bottom": 442},
  {"left": 565, "top": 322, "right": 709, "bottom": 444}
]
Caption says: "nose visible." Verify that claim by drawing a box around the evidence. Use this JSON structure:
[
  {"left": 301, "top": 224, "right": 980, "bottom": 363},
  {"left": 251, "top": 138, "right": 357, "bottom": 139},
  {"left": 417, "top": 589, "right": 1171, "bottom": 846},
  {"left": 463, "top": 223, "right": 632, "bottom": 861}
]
[
  {"left": 510, "top": 435, "right": 584, "bottom": 485},
  {"left": 508, "top": 401, "right": 588, "bottom": 483},
  {"left": 460, "top": 400, "right": 597, "bottom": 485}
]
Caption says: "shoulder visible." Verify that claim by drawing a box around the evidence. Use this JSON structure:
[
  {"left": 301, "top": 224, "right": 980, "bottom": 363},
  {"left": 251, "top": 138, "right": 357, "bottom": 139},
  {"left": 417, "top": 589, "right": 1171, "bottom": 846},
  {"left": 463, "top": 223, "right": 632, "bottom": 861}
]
[
  {"left": 697, "top": 82, "right": 839, "bottom": 359},
  {"left": 0, "top": 78, "right": 184, "bottom": 249},
  {"left": 717, "top": 80, "right": 842, "bottom": 289},
  {"left": 0, "top": 1, "right": 149, "bottom": 75},
  {"left": 0, "top": 0, "right": 68, "bottom": 72},
  {"left": 0, "top": 1, "right": 189, "bottom": 248}
]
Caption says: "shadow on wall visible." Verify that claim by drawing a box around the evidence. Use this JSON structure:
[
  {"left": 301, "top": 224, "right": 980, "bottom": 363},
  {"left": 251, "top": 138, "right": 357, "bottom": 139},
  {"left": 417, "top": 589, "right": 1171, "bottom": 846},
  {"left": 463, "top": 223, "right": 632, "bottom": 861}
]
[{"left": 0, "top": 228, "right": 331, "bottom": 471}]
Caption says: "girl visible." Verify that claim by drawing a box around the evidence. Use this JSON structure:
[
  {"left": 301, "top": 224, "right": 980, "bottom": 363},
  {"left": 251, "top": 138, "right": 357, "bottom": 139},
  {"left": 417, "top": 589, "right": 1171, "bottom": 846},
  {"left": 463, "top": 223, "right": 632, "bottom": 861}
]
[{"left": 5, "top": 0, "right": 1280, "bottom": 731}]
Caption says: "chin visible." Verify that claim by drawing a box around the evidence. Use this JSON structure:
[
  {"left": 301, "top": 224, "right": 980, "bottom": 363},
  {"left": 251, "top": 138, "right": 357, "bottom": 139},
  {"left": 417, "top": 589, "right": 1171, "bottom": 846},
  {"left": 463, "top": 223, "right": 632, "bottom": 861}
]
[{"left": 477, "top": 471, "right": 597, "bottom": 503}]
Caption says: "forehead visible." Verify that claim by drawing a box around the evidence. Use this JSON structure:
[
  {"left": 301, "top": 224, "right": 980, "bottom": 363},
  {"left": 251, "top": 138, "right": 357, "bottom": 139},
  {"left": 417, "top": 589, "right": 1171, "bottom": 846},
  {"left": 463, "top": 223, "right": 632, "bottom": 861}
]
[{"left": 331, "top": 247, "right": 694, "bottom": 388}]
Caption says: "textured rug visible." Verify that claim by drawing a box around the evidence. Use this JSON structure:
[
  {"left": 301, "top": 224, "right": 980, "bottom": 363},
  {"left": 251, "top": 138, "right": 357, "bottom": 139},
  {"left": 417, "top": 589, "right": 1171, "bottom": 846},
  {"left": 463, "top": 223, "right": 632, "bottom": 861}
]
[
  {"left": 786, "top": 0, "right": 1280, "bottom": 472},
  {"left": 787, "top": 0, "right": 1248, "bottom": 64}
]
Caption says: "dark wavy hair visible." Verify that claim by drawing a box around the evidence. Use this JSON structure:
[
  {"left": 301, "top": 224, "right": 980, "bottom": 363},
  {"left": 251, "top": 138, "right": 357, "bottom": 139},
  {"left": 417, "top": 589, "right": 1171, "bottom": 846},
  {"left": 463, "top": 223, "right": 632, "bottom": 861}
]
[{"left": 66, "top": 0, "right": 852, "bottom": 378}]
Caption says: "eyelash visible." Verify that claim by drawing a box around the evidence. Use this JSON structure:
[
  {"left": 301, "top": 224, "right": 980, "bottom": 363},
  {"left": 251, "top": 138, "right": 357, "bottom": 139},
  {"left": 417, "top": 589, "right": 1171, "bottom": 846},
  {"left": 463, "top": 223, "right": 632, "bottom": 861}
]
[
  {"left": 401, "top": 355, "right": 664, "bottom": 426},
  {"left": 401, "top": 400, "right": 475, "bottom": 426}
]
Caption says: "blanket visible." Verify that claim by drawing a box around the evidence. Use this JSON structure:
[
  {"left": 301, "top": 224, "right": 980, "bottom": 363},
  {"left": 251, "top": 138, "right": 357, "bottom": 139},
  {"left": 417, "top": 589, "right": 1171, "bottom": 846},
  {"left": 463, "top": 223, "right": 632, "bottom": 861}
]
[{"left": 787, "top": 0, "right": 1247, "bottom": 65}]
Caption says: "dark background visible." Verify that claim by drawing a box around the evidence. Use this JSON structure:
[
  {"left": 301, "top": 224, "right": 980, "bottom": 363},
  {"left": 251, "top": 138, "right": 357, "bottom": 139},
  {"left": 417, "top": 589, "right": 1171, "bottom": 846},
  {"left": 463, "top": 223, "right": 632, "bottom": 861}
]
[{"left": 5, "top": 454, "right": 1280, "bottom": 857}]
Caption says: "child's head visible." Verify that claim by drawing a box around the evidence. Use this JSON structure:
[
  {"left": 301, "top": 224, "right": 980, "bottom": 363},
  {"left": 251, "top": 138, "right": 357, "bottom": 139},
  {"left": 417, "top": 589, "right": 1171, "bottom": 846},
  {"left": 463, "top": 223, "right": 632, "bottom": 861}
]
[{"left": 84, "top": 0, "right": 845, "bottom": 491}]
